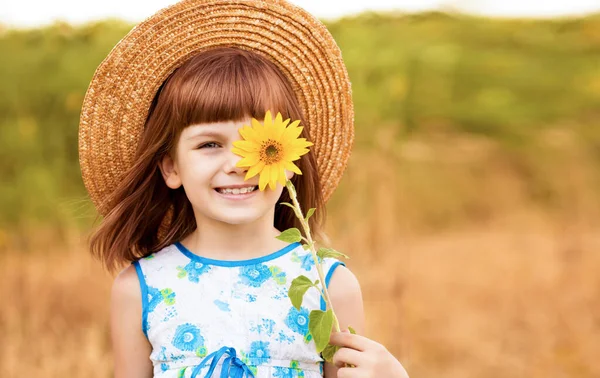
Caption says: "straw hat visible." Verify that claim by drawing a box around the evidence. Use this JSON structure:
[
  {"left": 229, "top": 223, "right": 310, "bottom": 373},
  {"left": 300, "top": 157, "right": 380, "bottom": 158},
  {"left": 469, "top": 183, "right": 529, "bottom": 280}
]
[{"left": 79, "top": 0, "right": 354, "bottom": 216}]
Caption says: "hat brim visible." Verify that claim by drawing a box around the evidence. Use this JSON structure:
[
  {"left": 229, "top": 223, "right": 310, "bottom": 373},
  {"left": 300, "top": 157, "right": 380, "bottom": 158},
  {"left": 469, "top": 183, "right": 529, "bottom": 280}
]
[{"left": 79, "top": 0, "right": 354, "bottom": 215}]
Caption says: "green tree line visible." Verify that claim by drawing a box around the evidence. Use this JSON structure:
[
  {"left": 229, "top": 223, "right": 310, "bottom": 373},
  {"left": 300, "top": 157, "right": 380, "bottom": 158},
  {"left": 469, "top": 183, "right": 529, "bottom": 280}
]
[{"left": 0, "top": 12, "right": 599, "bottom": 232}]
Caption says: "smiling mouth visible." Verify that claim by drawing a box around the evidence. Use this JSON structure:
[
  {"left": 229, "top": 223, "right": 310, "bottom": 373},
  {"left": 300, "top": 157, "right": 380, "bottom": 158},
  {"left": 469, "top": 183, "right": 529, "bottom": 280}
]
[{"left": 214, "top": 186, "right": 258, "bottom": 195}]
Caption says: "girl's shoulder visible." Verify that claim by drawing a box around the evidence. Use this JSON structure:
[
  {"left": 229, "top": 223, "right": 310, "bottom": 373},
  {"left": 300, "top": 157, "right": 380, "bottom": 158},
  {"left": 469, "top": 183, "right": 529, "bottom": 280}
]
[
  {"left": 136, "top": 243, "right": 181, "bottom": 265},
  {"left": 112, "top": 263, "right": 141, "bottom": 302}
]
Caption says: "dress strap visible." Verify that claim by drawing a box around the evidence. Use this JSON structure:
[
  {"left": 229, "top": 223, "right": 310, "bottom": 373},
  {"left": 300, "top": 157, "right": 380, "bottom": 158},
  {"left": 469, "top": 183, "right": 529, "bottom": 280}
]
[{"left": 190, "top": 346, "right": 255, "bottom": 378}]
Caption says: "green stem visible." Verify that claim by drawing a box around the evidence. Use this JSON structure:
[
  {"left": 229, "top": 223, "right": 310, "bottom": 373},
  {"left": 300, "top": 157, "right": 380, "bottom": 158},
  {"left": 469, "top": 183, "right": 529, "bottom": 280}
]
[{"left": 286, "top": 180, "right": 341, "bottom": 333}]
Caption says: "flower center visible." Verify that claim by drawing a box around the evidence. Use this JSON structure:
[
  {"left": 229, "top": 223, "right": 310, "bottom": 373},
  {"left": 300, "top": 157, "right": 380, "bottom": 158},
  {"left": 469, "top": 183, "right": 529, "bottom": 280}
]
[
  {"left": 266, "top": 145, "right": 278, "bottom": 156},
  {"left": 297, "top": 316, "right": 307, "bottom": 326},
  {"left": 261, "top": 140, "right": 282, "bottom": 164},
  {"left": 184, "top": 333, "right": 194, "bottom": 342}
]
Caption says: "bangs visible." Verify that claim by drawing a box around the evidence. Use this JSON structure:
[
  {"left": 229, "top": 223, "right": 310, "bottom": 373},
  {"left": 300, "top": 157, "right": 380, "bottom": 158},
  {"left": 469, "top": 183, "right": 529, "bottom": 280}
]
[{"left": 165, "top": 48, "right": 300, "bottom": 129}]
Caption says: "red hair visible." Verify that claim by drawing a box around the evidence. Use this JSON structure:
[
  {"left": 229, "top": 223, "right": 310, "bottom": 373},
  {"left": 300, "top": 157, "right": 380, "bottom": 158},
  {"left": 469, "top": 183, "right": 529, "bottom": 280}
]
[{"left": 89, "top": 47, "right": 329, "bottom": 272}]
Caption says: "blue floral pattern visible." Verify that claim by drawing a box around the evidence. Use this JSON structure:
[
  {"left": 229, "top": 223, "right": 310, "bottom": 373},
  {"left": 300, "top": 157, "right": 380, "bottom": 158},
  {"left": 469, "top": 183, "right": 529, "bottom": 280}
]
[
  {"left": 148, "top": 286, "right": 176, "bottom": 313},
  {"left": 269, "top": 266, "right": 287, "bottom": 285},
  {"left": 291, "top": 251, "right": 316, "bottom": 271},
  {"left": 172, "top": 323, "right": 205, "bottom": 352},
  {"left": 158, "top": 347, "right": 169, "bottom": 372},
  {"left": 250, "top": 318, "right": 276, "bottom": 336},
  {"left": 135, "top": 242, "right": 343, "bottom": 377},
  {"left": 147, "top": 286, "right": 162, "bottom": 313},
  {"left": 247, "top": 340, "right": 271, "bottom": 365},
  {"left": 273, "top": 360, "right": 306, "bottom": 377},
  {"left": 273, "top": 367, "right": 292, "bottom": 378},
  {"left": 161, "top": 288, "right": 176, "bottom": 305},
  {"left": 176, "top": 261, "right": 211, "bottom": 283},
  {"left": 273, "top": 360, "right": 304, "bottom": 378},
  {"left": 285, "top": 307, "right": 311, "bottom": 342},
  {"left": 214, "top": 299, "right": 230, "bottom": 312},
  {"left": 277, "top": 330, "right": 296, "bottom": 344},
  {"left": 239, "top": 263, "right": 271, "bottom": 287}
]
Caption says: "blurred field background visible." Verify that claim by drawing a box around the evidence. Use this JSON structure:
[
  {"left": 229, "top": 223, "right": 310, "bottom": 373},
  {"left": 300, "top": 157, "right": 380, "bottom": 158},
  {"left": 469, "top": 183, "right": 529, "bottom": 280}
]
[{"left": 1, "top": 11, "right": 600, "bottom": 377}]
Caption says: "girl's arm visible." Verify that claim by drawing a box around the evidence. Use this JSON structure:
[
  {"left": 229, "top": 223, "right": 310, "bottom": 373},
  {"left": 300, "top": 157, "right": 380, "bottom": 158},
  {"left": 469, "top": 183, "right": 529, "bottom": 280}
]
[
  {"left": 110, "top": 265, "right": 153, "bottom": 378},
  {"left": 328, "top": 331, "right": 410, "bottom": 378},
  {"left": 322, "top": 267, "right": 410, "bottom": 378},
  {"left": 322, "top": 266, "right": 365, "bottom": 378}
]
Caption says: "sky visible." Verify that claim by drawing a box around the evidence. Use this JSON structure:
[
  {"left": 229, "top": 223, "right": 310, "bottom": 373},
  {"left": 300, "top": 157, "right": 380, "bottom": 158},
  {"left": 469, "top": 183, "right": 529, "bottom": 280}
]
[{"left": 2, "top": 0, "right": 600, "bottom": 28}]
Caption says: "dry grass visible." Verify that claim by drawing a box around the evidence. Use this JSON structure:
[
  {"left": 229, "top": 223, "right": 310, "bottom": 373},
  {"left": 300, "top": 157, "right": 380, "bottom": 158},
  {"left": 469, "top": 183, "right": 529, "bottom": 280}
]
[{"left": 1, "top": 134, "right": 599, "bottom": 377}]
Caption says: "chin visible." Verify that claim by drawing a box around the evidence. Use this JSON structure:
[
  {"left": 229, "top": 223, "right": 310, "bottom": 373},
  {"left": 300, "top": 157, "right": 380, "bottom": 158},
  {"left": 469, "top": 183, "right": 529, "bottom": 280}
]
[{"left": 213, "top": 211, "right": 265, "bottom": 225}]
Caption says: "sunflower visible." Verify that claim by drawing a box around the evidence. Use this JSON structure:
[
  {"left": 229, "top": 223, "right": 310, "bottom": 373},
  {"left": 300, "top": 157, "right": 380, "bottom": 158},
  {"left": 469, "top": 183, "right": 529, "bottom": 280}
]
[{"left": 232, "top": 110, "right": 313, "bottom": 191}]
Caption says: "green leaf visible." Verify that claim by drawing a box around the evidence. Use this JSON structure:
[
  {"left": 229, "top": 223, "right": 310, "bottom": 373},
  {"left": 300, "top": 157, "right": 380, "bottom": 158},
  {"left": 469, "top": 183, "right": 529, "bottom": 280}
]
[
  {"left": 302, "top": 244, "right": 311, "bottom": 250},
  {"left": 317, "top": 247, "right": 350, "bottom": 260},
  {"left": 309, "top": 309, "right": 334, "bottom": 353},
  {"left": 305, "top": 207, "right": 316, "bottom": 221},
  {"left": 348, "top": 326, "right": 356, "bottom": 334},
  {"left": 321, "top": 343, "right": 340, "bottom": 362},
  {"left": 288, "top": 275, "right": 314, "bottom": 310},
  {"left": 276, "top": 228, "right": 302, "bottom": 243}
]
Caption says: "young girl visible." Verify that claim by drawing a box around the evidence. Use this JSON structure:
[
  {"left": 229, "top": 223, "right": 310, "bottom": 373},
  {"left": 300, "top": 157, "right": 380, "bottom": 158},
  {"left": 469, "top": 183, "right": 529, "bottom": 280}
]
[{"left": 79, "top": 1, "right": 409, "bottom": 377}]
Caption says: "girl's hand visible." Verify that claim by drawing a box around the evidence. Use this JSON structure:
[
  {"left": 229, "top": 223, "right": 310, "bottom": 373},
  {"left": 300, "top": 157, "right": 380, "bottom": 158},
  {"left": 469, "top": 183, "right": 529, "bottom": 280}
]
[{"left": 329, "top": 331, "right": 409, "bottom": 378}]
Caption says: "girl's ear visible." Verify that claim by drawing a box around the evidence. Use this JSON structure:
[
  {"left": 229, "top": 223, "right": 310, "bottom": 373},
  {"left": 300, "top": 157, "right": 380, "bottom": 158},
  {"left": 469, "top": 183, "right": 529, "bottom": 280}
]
[{"left": 159, "top": 153, "right": 182, "bottom": 189}]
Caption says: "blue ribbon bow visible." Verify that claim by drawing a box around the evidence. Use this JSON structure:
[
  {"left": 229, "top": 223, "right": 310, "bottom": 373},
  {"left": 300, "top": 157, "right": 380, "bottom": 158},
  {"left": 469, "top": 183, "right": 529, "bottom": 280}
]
[{"left": 190, "top": 346, "right": 255, "bottom": 378}]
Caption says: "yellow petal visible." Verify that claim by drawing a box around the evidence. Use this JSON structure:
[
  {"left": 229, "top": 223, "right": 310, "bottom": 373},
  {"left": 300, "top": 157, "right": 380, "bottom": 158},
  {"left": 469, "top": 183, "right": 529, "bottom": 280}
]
[
  {"left": 282, "top": 146, "right": 306, "bottom": 161},
  {"left": 238, "top": 125, "right": 258, "bottom": 141},
  {"left": 289, "top": 144, "right": 311, "bottom": 156},
  {"left": 269, "top": 164, "right": 280, "bottom": 190},
  {"left": 263, "top": 110, "right": 273, "bottom": 131},
  {"left": 266, "top": 112, "right": 281, "bottom": 141},
  {"left": 251, "top": 117, "right": 264, "bottom": 134},
  {"left": 237, "top": 153, "right": 260, "bottom": 167},
  {"left": 291, "top": 148, "right": 310, "bottom": 156},
  {"left": 283, "top": 152, "right": 302, "bottom": 161},
  {"left": 283, "top": 160, "right": 302, "bottom": 175},
  {"left": 273, "top": 112, "right": 286, "bottom": 140},
  {"left": 282, "top": 124, "right": 303, "bottom": 143},
  {"left": 231, "top": 147, "right": 250, "bottom": 157},
  {"left": 259, "top": 164, "right": 271, "bottom": 191},
  {"left": 232, "top": 140, "right": 260, "bottom": 152},
  {"left": 288, "top": 120, "right": 301, "bottom": 129},
  {"left": 245, "top": 161, "right": 265, "bottom": 180},
  {"left": 277, "top": 165, "right": 288, "bottom": 186},
  {"left": 291, "top": 138, "right": 314, "bottom": 149},
  {"left": 264, "top": 123, "right": 276, "bottom": 141}
]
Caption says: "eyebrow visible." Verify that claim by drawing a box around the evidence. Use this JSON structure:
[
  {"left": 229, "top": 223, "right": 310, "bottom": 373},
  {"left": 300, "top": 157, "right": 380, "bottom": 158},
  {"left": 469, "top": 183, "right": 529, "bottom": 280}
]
[{"left": 185, "top": 130, "right": 224, "bottom": 140}]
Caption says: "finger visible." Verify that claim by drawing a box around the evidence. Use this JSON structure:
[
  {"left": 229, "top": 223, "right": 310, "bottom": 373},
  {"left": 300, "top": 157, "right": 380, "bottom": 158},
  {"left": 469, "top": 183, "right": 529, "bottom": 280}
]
[
  {"left": 332, "top": 347, "right": 363, "bottom": 368},
  {"left": 329, "top": 331, "right": 379, "bottom": 352},
  {"left": 336, "top": 366, "right": 366, "bottom": 378}
]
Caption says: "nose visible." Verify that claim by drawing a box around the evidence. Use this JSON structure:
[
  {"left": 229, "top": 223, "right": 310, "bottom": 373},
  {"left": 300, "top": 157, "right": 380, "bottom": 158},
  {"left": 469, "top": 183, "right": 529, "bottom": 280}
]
[{"left": 224, "top": 147, "right": 247, "bottom": 175}]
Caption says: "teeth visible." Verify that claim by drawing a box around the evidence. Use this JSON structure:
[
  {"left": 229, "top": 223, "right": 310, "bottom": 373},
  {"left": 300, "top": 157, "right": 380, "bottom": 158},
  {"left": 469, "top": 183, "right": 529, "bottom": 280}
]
[{"left": 217, "top": 186, "right": 256, "bottom": 195}]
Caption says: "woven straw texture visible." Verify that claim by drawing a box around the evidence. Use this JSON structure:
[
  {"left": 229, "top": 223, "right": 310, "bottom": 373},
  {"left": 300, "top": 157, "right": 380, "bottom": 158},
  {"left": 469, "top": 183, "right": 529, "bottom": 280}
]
[{"left": 79, "top": 0, "right": 354, "bottom": 216}]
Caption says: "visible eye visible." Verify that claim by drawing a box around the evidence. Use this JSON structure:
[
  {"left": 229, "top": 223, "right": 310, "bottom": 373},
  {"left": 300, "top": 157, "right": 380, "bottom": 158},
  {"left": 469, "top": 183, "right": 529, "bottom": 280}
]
[{"left": 197, "top": 142, "right": 220, "bottom": 149}]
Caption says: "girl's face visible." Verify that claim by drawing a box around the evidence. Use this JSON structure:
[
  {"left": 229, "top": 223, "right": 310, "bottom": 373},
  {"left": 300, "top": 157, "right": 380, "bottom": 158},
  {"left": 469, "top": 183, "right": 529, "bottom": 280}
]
[{"left": 159, "top": 117, "right": 294, "bottom": 226}]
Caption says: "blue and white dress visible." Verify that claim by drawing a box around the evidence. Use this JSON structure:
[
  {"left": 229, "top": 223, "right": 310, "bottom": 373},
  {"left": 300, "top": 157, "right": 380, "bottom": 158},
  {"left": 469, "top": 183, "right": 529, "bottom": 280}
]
[{"left": 133, "top": 241, "right": 345, "bottom": 378}]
